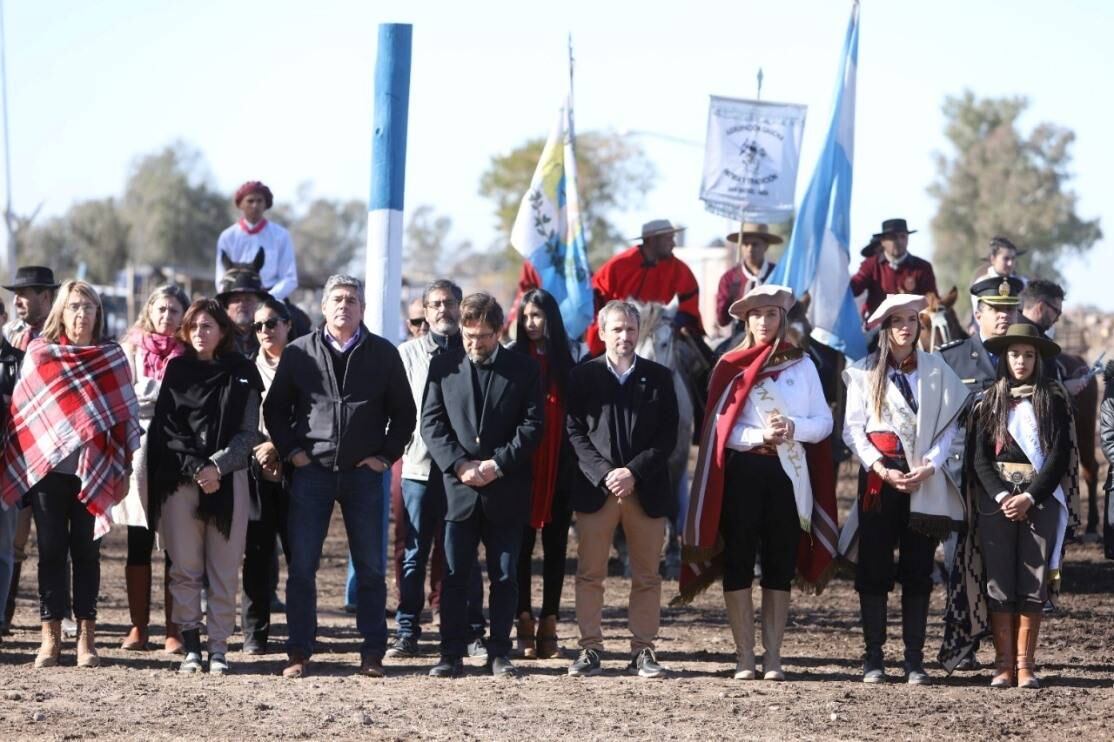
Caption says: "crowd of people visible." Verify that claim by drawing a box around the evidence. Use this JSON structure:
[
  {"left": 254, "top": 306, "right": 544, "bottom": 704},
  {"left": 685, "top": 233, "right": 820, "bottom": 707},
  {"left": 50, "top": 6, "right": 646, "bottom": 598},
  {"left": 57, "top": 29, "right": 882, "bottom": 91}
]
[{"left": 0, "top": 181, "right": 1108, "bottom": 692}]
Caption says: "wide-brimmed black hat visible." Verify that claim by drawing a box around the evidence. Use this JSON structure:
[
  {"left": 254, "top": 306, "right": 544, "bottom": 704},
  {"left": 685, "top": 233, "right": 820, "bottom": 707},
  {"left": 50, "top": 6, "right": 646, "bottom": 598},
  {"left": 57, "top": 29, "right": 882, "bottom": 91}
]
[
  {"left": 878, "top": 218, "right": 916, "bottom": 236},
  {"left": 2, "top": 266, "right": 60, "bottom": 291},
  {"left": 984, "top": 323, "right": 1060, "bottom": 359},
  {"left": 971, "top": 274, "right": 1024, "bottom": 307},
  {"left": 216, "top": 271, "right": 271, "bottom": 303}
]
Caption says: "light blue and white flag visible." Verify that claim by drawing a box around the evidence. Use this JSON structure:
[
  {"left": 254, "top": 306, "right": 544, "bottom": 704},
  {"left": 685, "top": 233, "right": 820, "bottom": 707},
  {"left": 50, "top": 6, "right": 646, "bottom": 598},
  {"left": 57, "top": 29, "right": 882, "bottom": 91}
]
[
  {"left": 510, "top": 92, "right": 593, "bottom": 340},
  {"left": 770, "top": 2, "right": 866, "bottom": 360}
]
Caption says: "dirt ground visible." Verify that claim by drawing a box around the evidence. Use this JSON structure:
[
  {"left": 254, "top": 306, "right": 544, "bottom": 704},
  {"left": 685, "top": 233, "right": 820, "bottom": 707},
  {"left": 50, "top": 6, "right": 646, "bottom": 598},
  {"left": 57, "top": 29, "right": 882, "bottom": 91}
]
[{"left": 1, "top": 463, "right": 1112, "bottom": 741}]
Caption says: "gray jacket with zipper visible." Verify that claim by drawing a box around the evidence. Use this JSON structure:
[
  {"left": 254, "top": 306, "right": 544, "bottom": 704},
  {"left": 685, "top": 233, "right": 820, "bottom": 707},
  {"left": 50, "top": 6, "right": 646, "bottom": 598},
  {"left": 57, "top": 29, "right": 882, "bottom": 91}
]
[{"left": 263, "top": 325, "right": 416, "bottom": 471}]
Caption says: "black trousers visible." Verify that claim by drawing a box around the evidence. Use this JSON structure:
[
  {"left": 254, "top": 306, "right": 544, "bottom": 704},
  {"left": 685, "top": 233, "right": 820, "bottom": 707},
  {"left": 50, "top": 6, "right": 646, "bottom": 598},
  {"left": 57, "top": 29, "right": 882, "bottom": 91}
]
[
  {"left": 516, "top": 484, "right": 572, "bottom": 618},
  {"left": 854, "top": 469, "right": 937, "bottom": 596},
  {"left": 720, "top": 451, "right": 801, "bottom": 592},
  {"left": 241, "top": 477, "right": 290, "bottom": 642},
  {"left": 30, "top": 473, "right": 100, "bottom": 621},
  {"left": 126, "top": 525, "right": 156, "bottom": 566}
]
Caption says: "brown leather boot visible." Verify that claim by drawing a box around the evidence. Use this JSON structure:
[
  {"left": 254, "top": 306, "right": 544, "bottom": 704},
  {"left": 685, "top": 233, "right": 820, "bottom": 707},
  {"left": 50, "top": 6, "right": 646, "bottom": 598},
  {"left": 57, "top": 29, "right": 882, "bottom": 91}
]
[
  {"left": 34, "top": 620, "right": 62, "bottom": 668},
  {"left": 121, "top": 565, "right": 151, "bottom": 651},
  {"left": 989, "top": 611, "right": 1016, "bottom": 688},
  {"left": 76, "top": 619, "right": 100, "bottom": 668},
  {"left": 536, "top": 614, "right": 560, "bottom": 659},
  {"left": 163, "top": 569, "right": 183, "bottom": 655},
  {"left": 516, "top": 611, "right": 536, "bottom": 659},
  {"left": 1016, "top": 612, "right": 1042, "bottom": 689}
]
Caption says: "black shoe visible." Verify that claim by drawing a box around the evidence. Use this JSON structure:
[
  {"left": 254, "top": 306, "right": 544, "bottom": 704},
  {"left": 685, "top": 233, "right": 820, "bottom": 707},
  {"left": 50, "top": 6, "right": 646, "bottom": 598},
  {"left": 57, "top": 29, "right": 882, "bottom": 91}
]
[
  {"left": 903, "top": 661, "right": 930, "bottom": 685},
  {"left": 385, "top": 635, "right": 419, "bottom": 659},
  {"left": 270, "top": 594, "right": 286, "bottom": 614},
  {"left": 429, "top": 655, "right": 464, "bottom": 678},
  {"left": 487, "top": 655, "right": 519, "bottom": 677},
  {"left": 627, "top": 648, "right": 667, "bottom": 679},
  {"left": 860, "top": 593, "right": 888, "bottom": 684},
  {"left": 567, "top": 648, "right": 602, "bottom": 677},
  {"left": 901, "top": 592, "right": 930, "bottom": 686},
  {"left": 242, "top": 634, "right": 268, "bottom": 655},
  {"left": 466, "top": 638, "right": 488, "bottom": 659},
  {"left": 954, "top": 653, "right": 980, "bottom": 671}
]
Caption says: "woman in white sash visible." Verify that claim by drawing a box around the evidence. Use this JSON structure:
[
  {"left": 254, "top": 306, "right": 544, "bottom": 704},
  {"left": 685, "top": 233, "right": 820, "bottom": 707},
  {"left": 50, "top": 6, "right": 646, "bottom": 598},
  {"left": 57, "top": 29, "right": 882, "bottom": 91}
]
[
  {"left": 973, "top": 323, "right": 1072, "bottom": 689},
  {"left": 679, "top": 284, "right": 834, "bottom": 681},
  {"left": 842, "top": 295, "right": 966, "bottom": 685}
]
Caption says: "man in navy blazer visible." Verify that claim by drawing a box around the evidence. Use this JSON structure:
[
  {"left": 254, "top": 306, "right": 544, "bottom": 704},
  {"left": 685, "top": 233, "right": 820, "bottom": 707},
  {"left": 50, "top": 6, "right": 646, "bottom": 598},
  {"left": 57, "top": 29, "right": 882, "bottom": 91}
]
[
  {"left": 421, "top": 293, "right": 543, "bottom": 677},
  {"left": 565, "top": 300, "right": 679, "bottom": 679}
]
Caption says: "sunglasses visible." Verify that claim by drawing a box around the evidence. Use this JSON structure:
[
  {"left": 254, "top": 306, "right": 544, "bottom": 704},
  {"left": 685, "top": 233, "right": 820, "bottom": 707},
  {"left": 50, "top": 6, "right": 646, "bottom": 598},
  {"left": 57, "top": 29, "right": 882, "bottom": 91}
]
[
  {"left": 252, "top": 318, "right": 286, "bottom": 333},
  {"left": 408, "top": 317, "right": 426, "bottom": 328}
]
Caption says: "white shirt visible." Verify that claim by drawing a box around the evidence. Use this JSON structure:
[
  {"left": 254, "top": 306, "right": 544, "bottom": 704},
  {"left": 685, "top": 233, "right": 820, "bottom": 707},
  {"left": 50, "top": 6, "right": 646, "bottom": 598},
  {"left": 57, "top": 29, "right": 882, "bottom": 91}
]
[
  {"left": 842, "top": 366, "right": 958, "bottom": 469},
  {"left": 605, "top": 354, "right": 637, "bottom": 385},
  {"left": 726, "top": 357, "right": 833, "bottom": 451},
  {"left": 215, "top": 220, "right": 299, "bottom": 301}
]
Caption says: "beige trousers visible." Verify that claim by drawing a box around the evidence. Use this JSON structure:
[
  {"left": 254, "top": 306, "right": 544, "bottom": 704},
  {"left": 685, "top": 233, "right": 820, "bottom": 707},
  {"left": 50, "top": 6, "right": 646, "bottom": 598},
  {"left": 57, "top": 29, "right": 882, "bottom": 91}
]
[
  {"left": 574, "top": 493, "right": 666, "bottom": 654},
  {"left": 159, "top": 471, "right": 249, "bottom": 654}
]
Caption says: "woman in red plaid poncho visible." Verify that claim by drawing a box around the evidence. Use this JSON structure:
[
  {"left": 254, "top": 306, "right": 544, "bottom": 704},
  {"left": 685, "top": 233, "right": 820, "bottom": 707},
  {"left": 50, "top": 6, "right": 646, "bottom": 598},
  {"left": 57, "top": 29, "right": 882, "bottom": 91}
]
[{"left": 0, "top": 280, "right": 141, "bottom": 669}]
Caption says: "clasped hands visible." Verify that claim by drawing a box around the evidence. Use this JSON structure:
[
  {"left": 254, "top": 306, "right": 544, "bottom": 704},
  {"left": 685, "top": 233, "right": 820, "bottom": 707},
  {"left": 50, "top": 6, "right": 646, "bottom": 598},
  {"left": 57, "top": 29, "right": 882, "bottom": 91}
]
[
  {"left": 760, "top": 413, "right": 796, "bottom": 446},
  {"left": 604, "top": 467, "right": 635, "bottom": 500},
  {"left": 195, "top": 464, "right": 221, "bottom": 495},
  {"left": 456, "top": 459, "right": 500, "bottom": 488},
  {"left": 1000, "top": 493, "right": 1033, "bottom": 522},
  {"left": 872, "top": 460, "right": 935, "bottom": 494}
]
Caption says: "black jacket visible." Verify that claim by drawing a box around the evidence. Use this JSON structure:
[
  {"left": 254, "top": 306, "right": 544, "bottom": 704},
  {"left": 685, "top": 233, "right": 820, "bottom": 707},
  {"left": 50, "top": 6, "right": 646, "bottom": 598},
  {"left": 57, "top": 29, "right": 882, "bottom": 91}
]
[
  {"left": 0, "top": 337, "right": 23, "bottom": 429},
  {"left": 262, "top": 325, "right": 416, "bottom": 470},
  {"left": 973, "top": 389, "right": 1071, "bottom": 505},
  {"left": 421, "top": 346, "right": 543, "bottom": 525},
  {"left": 565, "top": 355, "right": 678, "bottom": 518}
]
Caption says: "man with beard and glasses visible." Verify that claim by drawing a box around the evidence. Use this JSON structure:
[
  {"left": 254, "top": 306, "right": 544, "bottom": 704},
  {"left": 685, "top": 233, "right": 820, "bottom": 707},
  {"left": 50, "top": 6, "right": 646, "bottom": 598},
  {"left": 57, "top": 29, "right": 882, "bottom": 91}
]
[
  {"left": 423, "top": 293, "right": 543, "bottom": 678},
  {"left": 216, "top": 271, "right": 270, "bottom": 358}
]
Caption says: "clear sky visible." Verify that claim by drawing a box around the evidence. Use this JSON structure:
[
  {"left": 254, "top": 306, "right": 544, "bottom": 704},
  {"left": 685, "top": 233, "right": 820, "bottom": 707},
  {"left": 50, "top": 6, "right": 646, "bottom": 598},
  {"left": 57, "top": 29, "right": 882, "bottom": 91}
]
[{"left": 3, "top": 0, "right": 1112, "bottom": 307}]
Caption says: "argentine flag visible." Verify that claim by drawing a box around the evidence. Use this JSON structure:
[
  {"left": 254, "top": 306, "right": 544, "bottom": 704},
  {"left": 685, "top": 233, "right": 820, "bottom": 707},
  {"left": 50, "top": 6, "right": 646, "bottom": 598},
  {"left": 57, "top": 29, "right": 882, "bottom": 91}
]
[
  {"left": 510, "top": 94, "right": 593, "bottom": 340},
  {"left": 770, "top": 2, "right": 867, "bottom": 360}
]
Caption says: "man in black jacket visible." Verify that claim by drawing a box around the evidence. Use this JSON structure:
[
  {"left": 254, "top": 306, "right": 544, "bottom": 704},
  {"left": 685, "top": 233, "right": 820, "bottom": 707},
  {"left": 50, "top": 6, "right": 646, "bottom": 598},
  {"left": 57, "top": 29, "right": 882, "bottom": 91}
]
[
  {"left": 565, "top": 300, "right": 679, "bottom": 679},
  {"left": 263, "top": 274, "right": 416, "bottom": 679},
  {"left": 0, "top": 321, "right": 24, "bottom": 638},
  {"left": 422, "top": 293, "right": 543, "bottom": 678}
]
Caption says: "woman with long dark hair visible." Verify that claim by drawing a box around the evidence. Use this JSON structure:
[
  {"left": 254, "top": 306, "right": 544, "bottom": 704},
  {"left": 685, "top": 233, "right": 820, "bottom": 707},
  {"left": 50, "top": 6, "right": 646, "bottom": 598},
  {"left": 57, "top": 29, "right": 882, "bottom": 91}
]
[
  {"left": 679, "top": 285, "right": 836, "bottom": 682},
  {"left": 112, "top": 284, "right": 190, "bottom": 653},
  {"left": 841, "top": 295, "right": 966, "bottom": 684},
  {"left": 147, "top": 299, "right": 263, "bottom": 675},
  {"left": 0, "top": 280, "right": 141, "bottom": 668},
  {"left": 510, "top": 288, "right": 578, "bottom": 659},
  {"left": 971, "top": 324, "right": 1074, "bottom": 689}
]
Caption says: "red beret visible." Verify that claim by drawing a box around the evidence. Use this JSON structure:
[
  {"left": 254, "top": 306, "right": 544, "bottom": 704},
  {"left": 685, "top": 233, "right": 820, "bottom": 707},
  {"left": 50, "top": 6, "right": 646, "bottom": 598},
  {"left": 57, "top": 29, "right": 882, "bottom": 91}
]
[{"left": 234, "top": 181, "right": 274, "bottom": 209}]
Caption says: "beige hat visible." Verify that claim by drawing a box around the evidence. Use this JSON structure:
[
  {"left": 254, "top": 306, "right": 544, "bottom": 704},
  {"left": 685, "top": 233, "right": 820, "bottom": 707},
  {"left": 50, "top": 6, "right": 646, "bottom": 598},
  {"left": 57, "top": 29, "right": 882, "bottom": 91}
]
[
  {"left": 728, "top": 284, "right": 795, "bottom": 321},
  {"left": 866, "top": 293, "right": 927, "bottom": 330},
  {"left": 632, "top": 219, "right": 685, "bottom": 243},
  {"left": 726, "top": 223, "right": 784, "bottom": 246}
]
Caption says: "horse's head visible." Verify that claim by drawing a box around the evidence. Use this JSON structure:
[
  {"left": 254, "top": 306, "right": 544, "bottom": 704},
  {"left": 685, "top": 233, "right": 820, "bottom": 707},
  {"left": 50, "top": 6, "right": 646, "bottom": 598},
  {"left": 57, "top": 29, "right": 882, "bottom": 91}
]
[
  {"left": 219, "top": 247, "right": 267, "bottom": 294},
  {"left": 918, "top": 286, "right": 963, "bottom": 351},
  {"left": 630, "top": 299, "right": 676, "bottom": 366},
  {"left": 785, "top": 292, "right": 813, "bottom": 351}
]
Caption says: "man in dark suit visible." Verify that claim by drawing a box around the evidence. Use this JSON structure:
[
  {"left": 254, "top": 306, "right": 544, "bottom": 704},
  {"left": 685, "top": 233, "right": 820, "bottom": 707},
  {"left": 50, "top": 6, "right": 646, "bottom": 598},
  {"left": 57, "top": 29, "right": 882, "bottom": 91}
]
[
  {"left": 565, "top": 300, "right": 679, "bottom": 679},
  {"left": 422, "top": 293, "right": 543, "bottom": 677}
]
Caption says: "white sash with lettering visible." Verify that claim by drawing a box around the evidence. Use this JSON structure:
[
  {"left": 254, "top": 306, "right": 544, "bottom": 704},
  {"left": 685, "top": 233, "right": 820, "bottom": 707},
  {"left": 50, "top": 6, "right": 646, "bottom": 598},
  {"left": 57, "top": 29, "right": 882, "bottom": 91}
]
[
  {"left": 750, "top": 376, "right": 813, "bottom": 532},
  {"left": 1007, "top": 400, "right": 1068, "bottom": 569}
]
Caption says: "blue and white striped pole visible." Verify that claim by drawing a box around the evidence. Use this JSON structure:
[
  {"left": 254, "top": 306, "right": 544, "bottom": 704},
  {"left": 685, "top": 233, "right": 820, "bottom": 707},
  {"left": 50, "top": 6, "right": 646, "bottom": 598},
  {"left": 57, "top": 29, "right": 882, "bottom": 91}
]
[
  {"left": 365, "top": 22, "right": 411, "bottom": 340},
  {"left": 360, "top": 23, "right": 411, "bottom": 597}
]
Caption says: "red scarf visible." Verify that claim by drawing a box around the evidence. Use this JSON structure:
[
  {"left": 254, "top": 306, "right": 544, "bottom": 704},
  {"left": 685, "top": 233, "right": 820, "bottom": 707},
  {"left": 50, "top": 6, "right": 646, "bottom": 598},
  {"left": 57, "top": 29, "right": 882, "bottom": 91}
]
[
  {"left": 238, "top": 218, "right": 268, "bottom": 235},
  {"left": 528, "top": 349, "right": 565, "bottom": 528},
  {"left": 0, "top": 338, "right": 141, "bottom": 518},
  {"left": 676, "top": 341, "right": 837, "bottom": 604},
  {"left": 127, "top": 328, "right": 185, "bottom": 381}
]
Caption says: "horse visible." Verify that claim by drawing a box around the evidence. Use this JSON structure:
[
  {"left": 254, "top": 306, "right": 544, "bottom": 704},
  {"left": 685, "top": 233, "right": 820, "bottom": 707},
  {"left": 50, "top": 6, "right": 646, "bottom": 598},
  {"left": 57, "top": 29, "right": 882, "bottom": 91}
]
[
  {"left": 219, "top": 248, "right": 312, "bottom": 340},
  {"left": 918, "top": 287, "right": 1102, "bottom": 533}
]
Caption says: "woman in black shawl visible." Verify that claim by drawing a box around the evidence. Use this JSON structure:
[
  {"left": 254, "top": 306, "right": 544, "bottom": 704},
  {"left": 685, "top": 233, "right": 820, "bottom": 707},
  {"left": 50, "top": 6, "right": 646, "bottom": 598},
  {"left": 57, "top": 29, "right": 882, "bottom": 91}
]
[{"left": 148, "top": 299, "right": 263, "bottom": 675}]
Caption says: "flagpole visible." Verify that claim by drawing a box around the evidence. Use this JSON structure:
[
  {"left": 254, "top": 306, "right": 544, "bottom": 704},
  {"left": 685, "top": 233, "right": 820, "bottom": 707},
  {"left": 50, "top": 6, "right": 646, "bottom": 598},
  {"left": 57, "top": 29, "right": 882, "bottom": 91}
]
[{"left": 0, "top": 0, "right": 12, "bottom": 279}]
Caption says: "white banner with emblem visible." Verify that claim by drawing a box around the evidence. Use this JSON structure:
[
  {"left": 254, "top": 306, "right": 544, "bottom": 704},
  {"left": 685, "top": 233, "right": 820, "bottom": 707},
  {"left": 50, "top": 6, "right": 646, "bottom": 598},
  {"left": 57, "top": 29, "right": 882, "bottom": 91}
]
[{"left": 699, "top": 95, "right": 807, "bottom": 224}]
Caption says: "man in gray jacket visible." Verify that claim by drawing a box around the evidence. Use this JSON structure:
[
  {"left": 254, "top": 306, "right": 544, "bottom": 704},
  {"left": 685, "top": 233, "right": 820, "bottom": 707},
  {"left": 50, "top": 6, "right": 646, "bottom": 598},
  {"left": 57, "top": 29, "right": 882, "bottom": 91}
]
[{"left": 264, "top": 274, "right": 416, "bottom": 679}]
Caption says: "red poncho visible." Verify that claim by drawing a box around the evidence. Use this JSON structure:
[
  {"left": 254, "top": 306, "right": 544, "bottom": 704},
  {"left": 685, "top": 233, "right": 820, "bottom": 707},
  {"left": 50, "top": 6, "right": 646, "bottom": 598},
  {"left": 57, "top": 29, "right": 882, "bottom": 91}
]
[{"left": 528, "top": 349, "right": 565, "bottom": 528}]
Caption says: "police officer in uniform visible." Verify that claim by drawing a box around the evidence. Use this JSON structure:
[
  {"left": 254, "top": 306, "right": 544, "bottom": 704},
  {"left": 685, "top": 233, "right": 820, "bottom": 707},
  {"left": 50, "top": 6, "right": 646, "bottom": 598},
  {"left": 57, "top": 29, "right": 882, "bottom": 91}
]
[{"left": 936, "top": 274, "right": 1023, "bottom": 669}]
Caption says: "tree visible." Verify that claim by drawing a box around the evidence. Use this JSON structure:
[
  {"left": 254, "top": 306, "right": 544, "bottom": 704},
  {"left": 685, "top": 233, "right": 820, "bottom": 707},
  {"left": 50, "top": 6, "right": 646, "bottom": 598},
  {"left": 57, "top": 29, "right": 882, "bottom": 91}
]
[
  {"left": 67, "top": 198, "right": 130, "bottom": 284},
  {"left": 402, "top": 205, "right": 471, "bottom": 285},
  {"left": 928, "top": 91, "right": 1101, "bottom": 314},
  {"left": 271, "top": 190, "right": 367, "bottom": 287},
  {"left": 479, "top": 130, "right": 656, "bottom": 268},
  {"left": 121, "top": 142, "right": 231, "bottom": 271}
]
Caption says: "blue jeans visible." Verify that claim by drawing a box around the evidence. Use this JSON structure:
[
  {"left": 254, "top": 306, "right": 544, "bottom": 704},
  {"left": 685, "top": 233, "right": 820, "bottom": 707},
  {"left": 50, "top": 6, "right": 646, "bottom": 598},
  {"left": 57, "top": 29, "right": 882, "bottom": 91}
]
[
  {"left": 441, "top": 502, "right": 521, "bottom": 659},
  {"left": 395, "top": 477, "right": 445, "bottom": 639},
  {"left": 0, "top": 505, "right": 18, "bottom": 631},
  {"left": 286, "top": 463, "right": 386, "bottom": 659},
  {"left": 345, "top": 473, "right": 393, "bottom": 607}
]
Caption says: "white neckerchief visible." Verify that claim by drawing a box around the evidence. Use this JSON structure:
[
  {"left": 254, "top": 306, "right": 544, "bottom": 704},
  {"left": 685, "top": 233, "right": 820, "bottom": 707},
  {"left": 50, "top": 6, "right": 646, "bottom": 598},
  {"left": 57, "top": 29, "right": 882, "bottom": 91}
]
[
  {"left": 884, "top": 252, "right": 909, "bottom": 270},
  {"left": 739, "top": 260, "right": 769, "bottom": 284}
]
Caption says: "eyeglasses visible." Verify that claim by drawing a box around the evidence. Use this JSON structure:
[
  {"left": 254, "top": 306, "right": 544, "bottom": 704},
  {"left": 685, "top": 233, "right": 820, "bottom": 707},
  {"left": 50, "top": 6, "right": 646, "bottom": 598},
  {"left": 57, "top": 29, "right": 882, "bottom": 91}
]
[
  {"left": 65, "top": 302, "right": 98, "bottom": 315},
  {"left": 408, "top": 317, "right": 426, "bottom": 328},
  {"left": 425, "top": 299, "right": 458, "bottom": 309},
  {"left": 252, "top": 318, "right": 285, "bottom": 333}
]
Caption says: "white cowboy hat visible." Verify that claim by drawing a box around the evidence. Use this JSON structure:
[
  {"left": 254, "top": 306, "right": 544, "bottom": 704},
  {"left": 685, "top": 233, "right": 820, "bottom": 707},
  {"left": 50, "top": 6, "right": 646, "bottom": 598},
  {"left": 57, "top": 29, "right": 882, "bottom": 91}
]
[
  {"left": 630, "top": 219, "right": 686, "bottom": 243},
  {"left": 728, "top": 284, "right": 795, "bottom": 321},
  {"left": 866, "top": 293, "right": 927, "bottom": 330}
]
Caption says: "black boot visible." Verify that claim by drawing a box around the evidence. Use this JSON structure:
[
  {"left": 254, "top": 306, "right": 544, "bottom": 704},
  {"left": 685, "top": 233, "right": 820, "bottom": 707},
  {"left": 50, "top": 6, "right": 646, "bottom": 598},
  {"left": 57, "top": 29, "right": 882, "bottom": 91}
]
[
  {"left": 859, "top": 592, "right": 887, "bottom": 683},
  {"left": 901, "top": 592, "right": 930, "bottom": 685},
  {"left": 179, "top": 628, "right": 203, "bottom": 674}
]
